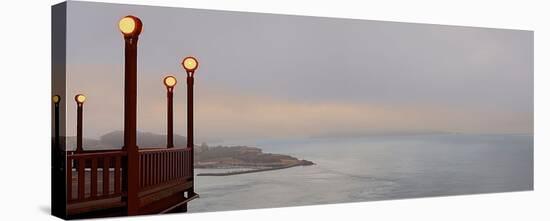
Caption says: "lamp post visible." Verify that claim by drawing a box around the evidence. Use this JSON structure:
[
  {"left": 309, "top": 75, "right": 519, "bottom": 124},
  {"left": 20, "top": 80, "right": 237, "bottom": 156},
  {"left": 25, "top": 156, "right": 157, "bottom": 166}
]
[
  {"left": 52, "top": 95, "right": 61, "bottom": 149},
  {"left": 51, "top": 94, "right": 64, "bottom": 216},
  {"left": 118, "top": 15, "right": 142, "bottom": 215},
  {"left": 182, "top": 56, "right": 198, "bottom": 195},
  {"left": 118, "top": 15, "right": 142, "bottom": 152},
  {"left": 164, "top": 76, "right": 177, "bottom": 148},
  {"left": 74, "top": 94, "right": 86, "bottom": 153}
]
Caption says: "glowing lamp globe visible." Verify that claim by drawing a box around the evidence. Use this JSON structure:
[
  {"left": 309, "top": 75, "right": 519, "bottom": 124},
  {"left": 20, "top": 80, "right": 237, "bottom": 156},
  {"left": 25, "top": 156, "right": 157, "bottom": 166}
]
[
  {"left": 182, "top": 56, "right": 199, "bottom": 74},
  {"left": 75, "top": 94, "right": 87, "bottom": 104},
  {"left": 118, "top": 16, "right": 142, "bottom": 36},
  {"left": 52, "top": 95, "right": 61, "bottom": 104},
  {"left": 164, "top": 76, "right": 177, "bottom": 88}
]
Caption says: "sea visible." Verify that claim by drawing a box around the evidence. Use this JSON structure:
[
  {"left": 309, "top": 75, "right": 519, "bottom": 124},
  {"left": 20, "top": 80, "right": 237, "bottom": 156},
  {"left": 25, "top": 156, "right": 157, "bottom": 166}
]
[{"left": 189, "top": 134, "right": 533, "bottom": 212}]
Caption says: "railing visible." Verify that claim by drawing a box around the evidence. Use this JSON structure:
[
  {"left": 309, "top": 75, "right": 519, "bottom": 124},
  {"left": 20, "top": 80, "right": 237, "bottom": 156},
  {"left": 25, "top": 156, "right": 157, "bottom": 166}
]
[
  {"left": 67, "top": 151, "right": 126, "bottom": 203},
  {"left": 66, "top": 147, "right": 193, "bottom": 212},
  {"left": 138, "top": 148, "right": 192, "bottom": 191}
]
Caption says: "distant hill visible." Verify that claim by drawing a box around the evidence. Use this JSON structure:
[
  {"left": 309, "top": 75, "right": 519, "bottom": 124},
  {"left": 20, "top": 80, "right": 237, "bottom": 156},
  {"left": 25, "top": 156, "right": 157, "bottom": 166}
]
[
  {"left": 195, "top": 144, "right": 314, "bottom": 169},
  {"left": 100, "top": 130, "right": 187, "bottom": 148},
  {"left": 66, "top": 131, "right": 187, "bottom": 150}
]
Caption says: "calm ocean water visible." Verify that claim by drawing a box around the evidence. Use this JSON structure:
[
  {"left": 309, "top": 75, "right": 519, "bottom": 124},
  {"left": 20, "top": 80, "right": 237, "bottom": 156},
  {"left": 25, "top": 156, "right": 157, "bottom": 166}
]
[{"left": 189, "top": 134, "right": 533, "bottom": 212}]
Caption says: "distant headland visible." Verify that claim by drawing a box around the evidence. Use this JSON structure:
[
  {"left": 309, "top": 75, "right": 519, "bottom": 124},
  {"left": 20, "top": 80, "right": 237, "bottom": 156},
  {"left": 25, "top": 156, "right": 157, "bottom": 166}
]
[{"left": 195, "top": 144, "right": 314, "bottom": 176}]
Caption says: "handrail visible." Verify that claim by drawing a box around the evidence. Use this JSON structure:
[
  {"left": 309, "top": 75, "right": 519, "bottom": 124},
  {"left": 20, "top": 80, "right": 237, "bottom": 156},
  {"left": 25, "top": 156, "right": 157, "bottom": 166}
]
[
  {"left": 138, "top": 147, "right": 189, "bottom": 153},
  {"left": 68, "top": 150, "right": 126, "bottom": 159},
  {"left": 67, "top": 149, "right": 123, "bottom": 154}
]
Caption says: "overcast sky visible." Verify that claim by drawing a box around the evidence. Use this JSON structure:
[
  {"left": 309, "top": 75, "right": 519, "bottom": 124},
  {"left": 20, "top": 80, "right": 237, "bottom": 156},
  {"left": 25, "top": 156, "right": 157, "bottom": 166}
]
[{"left": 64, "top": 1, "right": 533, "bottom": 142}]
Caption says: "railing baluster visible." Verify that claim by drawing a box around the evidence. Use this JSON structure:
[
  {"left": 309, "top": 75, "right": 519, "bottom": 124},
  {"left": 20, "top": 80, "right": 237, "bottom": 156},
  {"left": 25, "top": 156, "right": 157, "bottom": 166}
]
[
  {"left": 168, "top": 151, "right": 174, "bottom": 180},
  {"left": 147, "top": 153, "right": 153, "bottom": 186},
  {"left": 181, "top": 151, "right": 187, "bottom": 177},
  {"left": 184, "top": 151, "right": 186, "bottom": 177},
  {"left": 91, "top": 158, "right": 98, "bottom": 198},
  {"left": 185, "top": 151, "right": 187, "bottom": 177},
  {"left": 144, "top": 154, "right": 147, "bottom": 187},
  {"left": 175, "top": 152, "right": 179, "bottom": 179},
  {"left": 187, "top": 149, "right": 191, "bottom": 177},
  {"left": 156, "top": 153, "right": 158, "bottom": 182},
  {"left": 174, "top": 152, "right": 178, "bottom": 179},
  {"left": 159, "top": 152, "right": 162, "bottom": 184},
  {"left": 155, "top": 152, "right": 159, "bottom": 185},
  {"left": 67, "top": 158, "right": 72, "bottom": 201},
  {"left": 142, "top": 153, "right": 147, "bottom": 188},
  {"left": 151, "top": 153, "right": 155, "bottom": 185},
  {"left": 150, "top": 153, "right": 154, "bottom": 185},
  {"left": 143, "top": 154, "right": 147, "bottom": 188},
  {"left": 174, "top": 151, "right": 180, "bottom": 178},
  {"left": 144, "top": 154, "right": 148, "bottom": 188},
  {"left": 171, "top": 152, "right": 173, "bottom": 179},
  {"left": 164, "top": 152, "right": 166, "bottom": 182},
  {"left": 149, "top": 153, "right": 153, "bottom": 186},
  {"left": 185, "top": 150, "right": 188, "bottom": 177},
  {"left": 162, "top": 152, "right": 165, "bottom": 183},
  {"left": 161, "top": 152, "right": 164, "bottom": 183},
  {"left": 139, "top": 154, "right": 143, "bottom": 188},
  {"left": 103, "top": 157, "right": 110, "bottom": 196},
  {"left": 167, "top": 152, "right": 170, "bottom": 181},
  {"left": 78, "top": 158, "right": 85, "bottom": 200},
  {"left": 115, "top": 156, "right": 121, "bottom": 194}
]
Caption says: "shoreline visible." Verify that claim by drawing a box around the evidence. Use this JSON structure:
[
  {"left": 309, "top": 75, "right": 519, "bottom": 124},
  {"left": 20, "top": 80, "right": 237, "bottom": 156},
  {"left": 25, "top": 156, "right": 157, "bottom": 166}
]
[{"left": 197, "top": 163, "right": 312, "bottom": 176}]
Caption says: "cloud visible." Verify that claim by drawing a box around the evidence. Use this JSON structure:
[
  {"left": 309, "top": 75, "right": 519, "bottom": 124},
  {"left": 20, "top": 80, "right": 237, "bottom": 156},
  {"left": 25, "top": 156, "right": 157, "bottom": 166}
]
[
  {"left": 64, "top": 61, "right": 532, "bottom": 141},
  {"left": 190, "top": 86, "right": 532, "bottom": 140}
]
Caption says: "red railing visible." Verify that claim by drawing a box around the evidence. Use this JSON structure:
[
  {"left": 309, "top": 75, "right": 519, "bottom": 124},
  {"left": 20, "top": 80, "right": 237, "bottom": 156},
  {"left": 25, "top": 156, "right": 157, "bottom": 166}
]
[
  {"left": 67, "top": 148, "right": 193, "bottom": 204},
  {"left": 138, "top": 148, "right": 192, "bottom": 191},
  {"left": 66, "top": 151, "right": 126, "bottom": 203}
]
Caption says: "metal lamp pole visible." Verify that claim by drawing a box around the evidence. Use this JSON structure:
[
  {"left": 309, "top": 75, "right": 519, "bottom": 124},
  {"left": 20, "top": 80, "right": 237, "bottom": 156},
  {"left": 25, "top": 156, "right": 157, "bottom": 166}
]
[
  {"left": 164, "top": 76, "right": 177, "bottom": 148},
  {"left": 182, "top": 56, "right": 199, "bottom": 195},
  {"left": 74, "top": 94, "right": 86, "bottom": 153},
  {"left": 53, "top": 95, "right": 61, "bottom": 149},
  {"left": 118, "top": 15, "right": 142, "bottom": 215}
]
